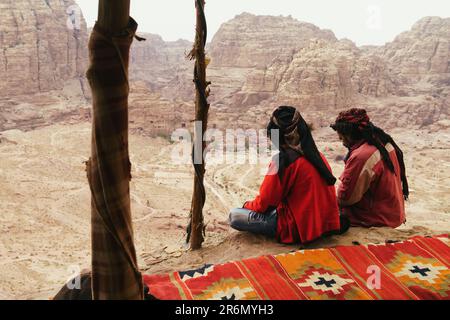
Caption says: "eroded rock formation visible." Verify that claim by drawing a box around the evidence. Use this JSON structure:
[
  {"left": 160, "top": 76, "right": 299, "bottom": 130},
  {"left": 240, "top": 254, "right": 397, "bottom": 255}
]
[
  {"left": 0, "top": 0, "right": 88, "bottom": 96},
  {"left": 1, "top": 8, "right": 449, "bottom": 132}
]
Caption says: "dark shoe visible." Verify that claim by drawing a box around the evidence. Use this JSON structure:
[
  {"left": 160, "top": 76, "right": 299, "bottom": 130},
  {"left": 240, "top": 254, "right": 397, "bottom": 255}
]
[
  {"left": 322, "top": 215, "right": 351, "bottom": 238},
  {"left": 338, "top": 215, "right": 351, "bottom": 235}
]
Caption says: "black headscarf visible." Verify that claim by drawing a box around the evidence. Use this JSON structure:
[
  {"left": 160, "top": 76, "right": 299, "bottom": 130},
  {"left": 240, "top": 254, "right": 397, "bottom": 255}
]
[{"left": 267, "top": 106, "right": 336, "bottom": 185}]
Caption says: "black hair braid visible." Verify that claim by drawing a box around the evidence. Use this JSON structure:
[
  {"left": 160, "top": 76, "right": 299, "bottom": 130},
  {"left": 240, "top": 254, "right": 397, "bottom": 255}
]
[
  {"left": 371, "top": 125, "right": 409, "bottom": 199},
  {"left": 361, "top": 124, "right": 395, "bottom": 173}
]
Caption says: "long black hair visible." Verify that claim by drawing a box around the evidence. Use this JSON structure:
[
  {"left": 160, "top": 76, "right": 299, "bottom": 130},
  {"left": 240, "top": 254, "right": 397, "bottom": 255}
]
[{"left": 267, "top": 106, "right": 336, "bottom": 185}]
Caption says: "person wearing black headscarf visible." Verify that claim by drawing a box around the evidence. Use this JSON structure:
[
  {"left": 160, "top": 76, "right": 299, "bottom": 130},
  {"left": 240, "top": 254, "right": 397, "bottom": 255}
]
[
  {"left": 229, "top": 106, "right": 349, "bottom": 244},
  {"left": 330, "top": 108, "right": 408, "bottom": 228}
]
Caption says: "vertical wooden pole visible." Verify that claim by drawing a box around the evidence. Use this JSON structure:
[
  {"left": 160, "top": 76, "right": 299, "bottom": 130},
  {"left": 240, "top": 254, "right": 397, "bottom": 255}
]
[
  {"left": 97, "top": 0, "right": 130, "bottom": 33},
  {"left": 87, "top": 0, "right": 143, "bottom": 299},
  {"left": 190, "top": 0, "right": 209, "bottom": 250}
]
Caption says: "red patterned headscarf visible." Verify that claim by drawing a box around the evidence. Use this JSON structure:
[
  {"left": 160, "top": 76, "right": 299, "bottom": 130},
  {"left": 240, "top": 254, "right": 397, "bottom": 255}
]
[{"left": 333, "top": 108, "right": 370, "bottom": 130}]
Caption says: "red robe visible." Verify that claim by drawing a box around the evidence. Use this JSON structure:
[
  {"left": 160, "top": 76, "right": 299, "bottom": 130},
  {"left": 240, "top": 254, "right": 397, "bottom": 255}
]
[
  {"left": 338, "top": 141, "right": 406, "bottom": 228},
  {"left": 244, "top": 154, "right": 340, "bottom": 244}
]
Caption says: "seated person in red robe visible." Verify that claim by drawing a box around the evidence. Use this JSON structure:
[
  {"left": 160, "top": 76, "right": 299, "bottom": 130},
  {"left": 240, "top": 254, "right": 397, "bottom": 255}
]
[
  {"left": 229, "top": 106, "right": 349, "bottom": 244},
  {"left": 330, "top": 108, "right": 409, "bottom": 228}
]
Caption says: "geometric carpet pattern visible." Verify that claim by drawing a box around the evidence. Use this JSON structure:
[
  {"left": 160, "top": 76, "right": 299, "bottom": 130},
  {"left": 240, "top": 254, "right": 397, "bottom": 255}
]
[{"left": 143, "top": 235, "right": 450, "bottom": 300}]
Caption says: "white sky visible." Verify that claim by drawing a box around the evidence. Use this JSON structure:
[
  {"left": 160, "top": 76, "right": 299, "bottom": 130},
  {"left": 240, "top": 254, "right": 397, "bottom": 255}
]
[{"left": 75, "top": 0, "right": 450, "bottom": 46}]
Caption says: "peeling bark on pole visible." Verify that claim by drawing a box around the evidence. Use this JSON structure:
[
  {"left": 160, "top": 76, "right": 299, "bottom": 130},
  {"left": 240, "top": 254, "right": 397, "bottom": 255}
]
[
  {"left": 86, "top": 0, "right": 143, "bottom": 299},
  {"left": 189, "top": 0, "right": 209, "bottom": 250}
]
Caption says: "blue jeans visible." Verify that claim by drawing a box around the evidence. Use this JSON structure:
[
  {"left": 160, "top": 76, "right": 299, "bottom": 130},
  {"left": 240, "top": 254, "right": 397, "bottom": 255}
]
[{"left": 229, "top": 208, "right": 278, "bottom": 238}]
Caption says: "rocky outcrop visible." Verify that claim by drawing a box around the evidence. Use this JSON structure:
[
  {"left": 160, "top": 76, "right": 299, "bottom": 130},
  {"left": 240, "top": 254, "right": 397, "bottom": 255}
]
[
  {"left": 236, "top": 39, "right": 396, "bottom": 111},
  {"left": 128, "top": 81, "right": 195, "bottom": 137},
  {"left": 0, "top": 0, "right": 89, "bottom": 131},
  {"left": 130, "top": 34, "right": 193, "bottom": 100},
  {"left": 208, "top": 13, "right": 337, "bottom": 68},
  {"left": 130, "top": 13, "right": 339, "bottom": 106},
  {"left": 0, "top": 0, "right": 88, "bottom": 96},
  {"left": 380, "top": 17, "right": 450, "bottom": 80},
  {"left": 218, "top": 15, "right": 450, "bottom": 129},
  {"left": 1, "top": 8, "right": 449, "bottom": 132},
  {"left": 207, "top": 13, "right": 337, "bottom": 105},
  {"left": 0, "top": 79, "right": 90, "bottom": 132},
  {"left": 362, "top": 17, "right": 450, "bottom": 127},
  {"left": 123, "top": 13, "right": 449, "bottom": 129}
]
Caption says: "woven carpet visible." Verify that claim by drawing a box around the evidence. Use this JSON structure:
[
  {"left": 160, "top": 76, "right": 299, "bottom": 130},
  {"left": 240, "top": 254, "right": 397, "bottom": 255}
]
[{"left": 143, "top": 235, "right": 450, "bottom": 300}]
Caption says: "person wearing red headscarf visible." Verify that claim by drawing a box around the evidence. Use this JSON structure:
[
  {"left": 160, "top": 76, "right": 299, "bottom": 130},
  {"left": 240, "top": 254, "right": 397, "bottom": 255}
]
[{"left": 331, "top": 108, "right": 409, "bottom": 228}]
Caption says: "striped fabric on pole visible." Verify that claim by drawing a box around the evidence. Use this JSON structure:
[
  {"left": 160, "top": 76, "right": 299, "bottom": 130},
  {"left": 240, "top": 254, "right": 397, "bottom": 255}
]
[{"left": 86, "top": 17, "right": 143, "bottom": 300}]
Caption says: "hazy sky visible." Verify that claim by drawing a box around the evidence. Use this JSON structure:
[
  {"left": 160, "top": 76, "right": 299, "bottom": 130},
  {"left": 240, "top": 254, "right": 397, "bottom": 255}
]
[{"left": 75, "top": 0, "right": 450, "bottom": 46}]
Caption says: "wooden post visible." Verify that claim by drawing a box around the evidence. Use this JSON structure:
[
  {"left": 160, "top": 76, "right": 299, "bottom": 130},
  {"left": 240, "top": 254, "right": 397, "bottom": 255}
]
[
  {"left": 189, "top": 0, "right": 209, "bottom": 250},
  {"left": 87, "top": 0, "right": 143, "bottom": 299},
  {"left": 97, "top": 0, "right": 130, "bottom": 33}
]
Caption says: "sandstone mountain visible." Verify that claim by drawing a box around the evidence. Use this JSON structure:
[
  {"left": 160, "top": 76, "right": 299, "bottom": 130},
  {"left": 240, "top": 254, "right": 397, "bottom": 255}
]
[
  {"left": 207, "top": 13, "right": 337, "bottom": 107},
  {"left": 0, "top": 0, "right": 89, "bottom": 131},
  {"left": 130, "top": 34, "right": 193, "bottom": 101},
  {"left": 370, "top": 17, "right": 450, "bottom": 128},
  {"left": 219, "top": 15, "right": 450, "bottom": 129},
  {"left": 126, "top": 13, "right": 450, "bottom": 130},
  {"left": 1, "top": 6, "right": 449, "bottom": 132},
  {"left": 127, "top": 13, "right": 339, "bottom": 106},
  {"left": 0, "top": 0, "right": 88, "bottom": 96},
  {"left": 209, "top": 13, "right": 336, "bottom": 69}
]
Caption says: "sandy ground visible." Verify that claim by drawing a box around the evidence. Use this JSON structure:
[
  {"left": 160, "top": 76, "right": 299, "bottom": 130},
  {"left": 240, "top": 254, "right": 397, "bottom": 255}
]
[{"left": 0, "top": 122, "right": 449, "bottom": 299}]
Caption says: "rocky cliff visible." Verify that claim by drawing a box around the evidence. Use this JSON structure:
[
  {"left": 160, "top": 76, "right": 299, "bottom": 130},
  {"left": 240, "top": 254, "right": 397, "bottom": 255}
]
[
  {"left": 0, "top": 0, "right": 88, "bottom": 96},
  {"left": 207, "top": 13, "right": 337, "bottom": 106},
  {"left": 236, "top": 39, "right": 395, "bottom": 110},
  {"left": 209, "top": 13, "right": 337, "bottom": 68},
  {"left": 380, "top": 17, "right": 450, "bottom": 82},
  {"left": 130, "top": 34, "right": 193, "bottom": 100},
  {"left": 208, "top": 14, "right": 450, "bottom": 129},
  {"left": 1, "top": 8, "right": 449, "bottom": 132},
  {"left": 127, "top": 13, "right": 337, "bottom": 106},
  {"left": 0, "top": 0, "right": 90, "bottom": 131},
  {"left": 364, "top": 17, "right": 450, "bottom": 129},
  {"left": 126, "top": 13, "right": 449, "bottom": 129}
]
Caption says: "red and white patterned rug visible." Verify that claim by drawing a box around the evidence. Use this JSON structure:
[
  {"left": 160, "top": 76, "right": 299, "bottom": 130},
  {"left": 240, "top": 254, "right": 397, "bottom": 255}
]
[{"left": 144, "top": 234, "right": 450, "bottom": 300}]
